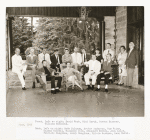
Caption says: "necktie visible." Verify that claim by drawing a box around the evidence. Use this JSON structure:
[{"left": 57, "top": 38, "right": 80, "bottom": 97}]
[
  {"left": 83, "top": 54, "right": 84, "bottom": 62},
  {"left": 108, "top": 50, "right": 110, "bottom": 54},
  {"left": 84, "top": 54, "right": 86, "bottom": 62},
  {"left": 128, "top": 49, "right": 132, "bottom": 57},
  {"left": 56, "top": 55, "right": 59, "bottom": 64},
  {"left": 75, "top": 53, "right": 77, "bottom": 63},
  {"left": 44, "top": 54, "right": 45, "bottom": 60},
  {"left": 31, "top": 55, "right": 33, "bottom": 61}
]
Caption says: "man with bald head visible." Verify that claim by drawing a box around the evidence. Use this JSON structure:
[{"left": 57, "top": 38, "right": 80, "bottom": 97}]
[
  {"left": 12, "top": 48, "right": 27, "bottom": 90},
  {"left": 125, "top": 42, "right": 138, "bottom": 88}
]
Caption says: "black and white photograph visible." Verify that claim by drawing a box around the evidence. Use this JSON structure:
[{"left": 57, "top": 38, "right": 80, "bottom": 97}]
[{"left": 5, "top": 6, "right": 144, "bottom": 117}]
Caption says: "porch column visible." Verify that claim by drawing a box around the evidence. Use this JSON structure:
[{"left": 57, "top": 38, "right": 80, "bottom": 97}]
[
  {"left": 6, "top": 14, "right": 9, "bottom": 71},
  {"left": 96, "top": 17, "right": 104, "bottom": 55},
  {"left": 99, "top": 21, "right": 102, "bottom": 54},
  {"left": 101, "top": 21, "right": 105, "bottom": 54},
  {"left": 8, "top": 17, "right": 14, "bottom": 69}
]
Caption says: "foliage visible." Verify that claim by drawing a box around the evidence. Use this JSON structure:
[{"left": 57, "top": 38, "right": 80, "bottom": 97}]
[
  {"left": 25, "top": 47, "right": 42, "bottom": 56},
  {"left": 12, "top": 17, "right": 33, "bottom": 55},
  {"left": 33, "top": 17, "right": 100, "bottom": 54}
]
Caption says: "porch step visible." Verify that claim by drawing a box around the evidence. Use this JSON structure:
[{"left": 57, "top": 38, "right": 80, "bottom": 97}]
[
  {"left": 7, "top": 69, "right": 53, "bottom": 89},
  {"left": 7, "top": 70, "right": 33, "bottom": 88}
]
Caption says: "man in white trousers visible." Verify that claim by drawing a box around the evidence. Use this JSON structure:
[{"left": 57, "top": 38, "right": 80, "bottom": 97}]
[
  {"left": 84, "top": 54, "right": 101, "bottom": 90},
  {"left": 12, "top": 48, "right": 27, "bottom": 90}
]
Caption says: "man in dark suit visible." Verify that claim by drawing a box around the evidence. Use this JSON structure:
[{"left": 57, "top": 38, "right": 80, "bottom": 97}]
[
  {"left": 81, "top": 48, "right": 91, "bottom": 63},
  {"left": 96, "top": 53, "right": 114, "bottom": 92},
  {"left": 81, "top": 48, "right": 90, "bottom": 81},
  {"left": 125, "top": 42, "right": 138, "bottom": 87},
  {"left": 50, "top": 48, "right": 62, "bottom": 72},
  {"left": 36, "top": 60, "right": 62, "bottom": 94}
]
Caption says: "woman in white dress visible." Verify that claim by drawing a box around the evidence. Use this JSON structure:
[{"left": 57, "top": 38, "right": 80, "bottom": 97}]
[
  {"left": 117, "top": 46, "right": 127, "bottom": 85},
  {"left": 61, "top": 63, "right": 83, "bottom": 91}
]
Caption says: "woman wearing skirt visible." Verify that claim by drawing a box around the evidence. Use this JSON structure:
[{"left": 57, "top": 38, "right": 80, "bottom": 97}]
[{"left": 117, "top": 46, "right": 127, "bottom": 85}]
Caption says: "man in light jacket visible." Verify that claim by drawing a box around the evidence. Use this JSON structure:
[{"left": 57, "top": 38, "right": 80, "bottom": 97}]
[
  {"left": 103, "top": 43, "right": 114, "bottom": 61},
  {"left": 84, "top": 54, "right": 101, "bottom": 90},
  {"left": 38, "top": 48, "right": 51, "bottom": 68},
  {"left": 71, "top": 46, "right": 82, "bottom": 70},
  {"left": 12, "top": 48, "right": 27, "bottom": 90}
]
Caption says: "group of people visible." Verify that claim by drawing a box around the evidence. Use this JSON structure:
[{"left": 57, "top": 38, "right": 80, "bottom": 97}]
[
  {"left": 117, "top": 42, "right": 138, "bottom": 88},
  {"left": 11, "top": 42, "right": 138, "bottom": 94}
]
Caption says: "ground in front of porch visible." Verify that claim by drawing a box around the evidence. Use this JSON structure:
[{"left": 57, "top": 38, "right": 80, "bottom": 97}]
[{"left": 6, "top": 70, "right": 144, "bottom": 117}]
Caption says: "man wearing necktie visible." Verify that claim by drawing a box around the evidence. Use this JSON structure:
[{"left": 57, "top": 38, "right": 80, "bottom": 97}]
[
  {"left": 103, "top": 43, "right": 114, "bottom": 61},
  {"left": 80, "top": 48, "right": 90, "bottom": 81},
  {"left": 95, "top": 48, "right": 103, "bottom": 63},
  {"left": 38, "top": 48, "right": 51, "bottom": 68},
  {"left": 71, "top": 47, "right": 82, "bottom": 70},
  {"left": 50, "top": 48, "right": 62, "bottom": 72},
  {"left": 125, "top": 42, "right": 138, "bottom": 88}
]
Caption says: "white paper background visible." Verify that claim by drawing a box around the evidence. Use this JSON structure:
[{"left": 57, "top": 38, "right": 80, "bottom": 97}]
[{"left": 0, "top": 1, "right": 149, "bottom": 140}]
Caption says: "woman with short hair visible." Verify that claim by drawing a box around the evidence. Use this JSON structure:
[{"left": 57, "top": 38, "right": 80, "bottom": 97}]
[
  {"left": 117, "top": 46, "right": 127, "bottom": 85},
  {"left": 26, "top": 48, "right": 38, "bottom": 88},
  {"left": 62, "top": 48, "right": 72, "bottom": 64},
  {"left": 95, "top": 48, "right": 103, "bottom": 64}
]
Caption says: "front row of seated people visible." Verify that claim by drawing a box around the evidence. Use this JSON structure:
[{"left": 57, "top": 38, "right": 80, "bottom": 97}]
[
  {"left": 35, "top": 60, "right": 62, "bottom": 94},
  {"left": 12, "top": 47, "right": 113, "bottom": 93},
  {"left": 84, "top": 53, "right": 112, "bottom": 92},
  {"left": 12, "top": 48, "right": 27, "bottom": 90}
]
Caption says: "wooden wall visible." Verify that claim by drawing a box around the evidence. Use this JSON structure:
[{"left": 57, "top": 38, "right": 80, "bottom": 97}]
[
  {"left": 127, "top": 6, "right": 144, "bottom": 85},
  {"left": 127, "top": 6, "right": 144, "bottom": 24},
  {"left": 6, "top": 7, "right": 116, "bottom": 18}
]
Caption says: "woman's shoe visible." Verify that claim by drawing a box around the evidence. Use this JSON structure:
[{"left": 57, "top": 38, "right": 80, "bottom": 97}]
[
  {"left": 81, "top": 88, "right": 84, "bottom": 92},
  {"left": 116, "top": 83, "right": 120, "bottom": 85},
  {"left": 120, "top": 83, "right": 124, "bottom": 86}
]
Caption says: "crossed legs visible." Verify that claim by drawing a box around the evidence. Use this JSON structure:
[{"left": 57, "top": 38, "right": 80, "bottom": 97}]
[{"left": 68, "top": 75, "right": 83, "bottom": 90}]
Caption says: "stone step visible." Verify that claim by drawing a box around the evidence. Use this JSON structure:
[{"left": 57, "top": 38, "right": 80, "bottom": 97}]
[
  {"left": 9, "top": 81, "right": 52, "bottom": 90},
  {"left": 7, "top": 70, "right": 34, "bottom": 88}
]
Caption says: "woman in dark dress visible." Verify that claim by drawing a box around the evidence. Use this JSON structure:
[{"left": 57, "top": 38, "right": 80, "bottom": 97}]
[{"left": 95, "top": 48, "right": 103, "bottom": 64}]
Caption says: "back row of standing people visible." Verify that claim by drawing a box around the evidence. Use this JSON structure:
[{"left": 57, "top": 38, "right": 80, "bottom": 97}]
[{"left": 12, "top": 42, "right": 137, "bottom": 90}]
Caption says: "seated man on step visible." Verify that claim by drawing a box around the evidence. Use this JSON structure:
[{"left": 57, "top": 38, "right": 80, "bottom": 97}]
[
  {"left": 84, "top": 54, "right": 101, "bottom": 90},
  {"left": 35, "top": 60, "right": 62, "bottom": 94},
  {"left": 96, "top": 53, "right": 114, "bottom": 92},
  {"left": 12, "top": 48, "right": 27, "bottom": 90}
]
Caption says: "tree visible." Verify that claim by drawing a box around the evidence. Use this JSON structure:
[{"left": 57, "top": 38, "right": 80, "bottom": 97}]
[
  {"left": 33, "top": 17, "right": 100, "bottom": 54},
  {"left": 12, "top": 17, "right": 33, "bottom": 57}
]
